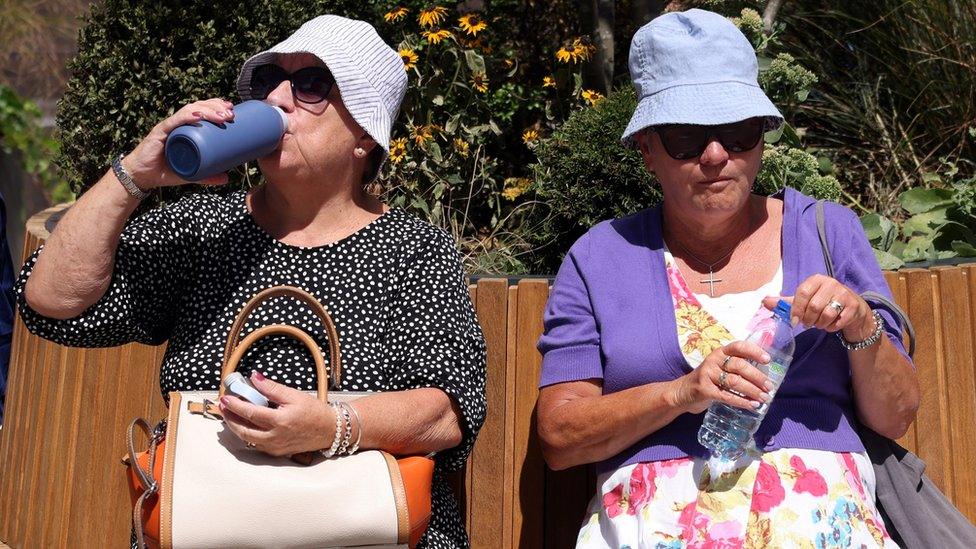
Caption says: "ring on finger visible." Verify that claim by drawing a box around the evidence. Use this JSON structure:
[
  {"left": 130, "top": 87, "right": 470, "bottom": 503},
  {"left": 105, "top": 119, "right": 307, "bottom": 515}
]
[
  {"left": 245, "top": 441, "right": 256, "bottom": 449},
  {"left": 827, "top": 299, "right": 844, "bottom": 314},
  {"left": 718, "top": 371, "right": 729, "bottom": 390},
  {"left": 720, "top": 355, "right": 733, "bottom": 372}
]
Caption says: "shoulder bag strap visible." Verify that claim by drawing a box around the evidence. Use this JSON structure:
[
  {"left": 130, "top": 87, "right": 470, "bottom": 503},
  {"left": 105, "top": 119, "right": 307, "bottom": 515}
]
[{"left": 815, "top": 200, "right": 915, "bottom": 357}]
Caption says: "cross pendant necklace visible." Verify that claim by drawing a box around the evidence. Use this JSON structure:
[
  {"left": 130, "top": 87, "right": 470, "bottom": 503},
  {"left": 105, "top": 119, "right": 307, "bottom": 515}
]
[{"left": 668, "top": 232, "right": 746, "bottom": 297}]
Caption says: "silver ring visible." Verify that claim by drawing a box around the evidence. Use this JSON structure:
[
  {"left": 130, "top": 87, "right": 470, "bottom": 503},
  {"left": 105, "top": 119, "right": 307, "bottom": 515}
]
[
  {"left": 245, "top": 441, "right": 256, "bottom": 449},
  {"left": 720, "top": 355, "right": 733, "bottom": 371},
  {"left": 718, "top": 371, "right": 729, "bottom": 390},
  {"left": 828, "top": 299, "right": 844, "bottom": 314}
]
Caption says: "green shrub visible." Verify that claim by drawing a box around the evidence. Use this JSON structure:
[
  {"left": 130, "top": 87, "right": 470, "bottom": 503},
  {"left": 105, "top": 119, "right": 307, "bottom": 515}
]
[
  {"left": 57, "top": 0, "right": 371, "bottom": 205},
  {"left": 861, "top": 165, "right": 976, "bottom": 269},
  {"left": 0, "top": 84, "right": 69, "bottom": 202}
]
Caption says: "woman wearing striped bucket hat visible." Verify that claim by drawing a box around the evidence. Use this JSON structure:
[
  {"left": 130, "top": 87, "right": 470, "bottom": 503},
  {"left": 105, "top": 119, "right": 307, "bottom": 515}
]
[
  {"left": 536, "top": 8, "right": 917, "bottom": 548},
  {"left": 19, "top": 15, "right": 486, "bottom": 548}
]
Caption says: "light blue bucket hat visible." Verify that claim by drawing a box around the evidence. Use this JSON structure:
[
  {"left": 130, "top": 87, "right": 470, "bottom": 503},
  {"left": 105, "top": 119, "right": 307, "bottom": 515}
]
[{"left": 621, "top": 9, "right": 784, "bottom": 147}]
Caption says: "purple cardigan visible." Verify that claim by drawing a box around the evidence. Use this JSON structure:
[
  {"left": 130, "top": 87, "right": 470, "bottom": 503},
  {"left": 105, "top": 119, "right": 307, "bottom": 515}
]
[{"left": 538, "top": 188, "right": 910, "bottom": 474}]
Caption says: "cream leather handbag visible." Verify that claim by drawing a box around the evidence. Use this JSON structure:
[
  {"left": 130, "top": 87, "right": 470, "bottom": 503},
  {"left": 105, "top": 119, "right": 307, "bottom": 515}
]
[{"left": 123, "top": 286, "right": 434, "bottom": 549}]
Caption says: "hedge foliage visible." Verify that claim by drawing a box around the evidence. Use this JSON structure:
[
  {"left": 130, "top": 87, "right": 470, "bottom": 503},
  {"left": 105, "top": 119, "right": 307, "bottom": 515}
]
[{"left": 57, "top": 0, "right": 371, "bottom": 204}]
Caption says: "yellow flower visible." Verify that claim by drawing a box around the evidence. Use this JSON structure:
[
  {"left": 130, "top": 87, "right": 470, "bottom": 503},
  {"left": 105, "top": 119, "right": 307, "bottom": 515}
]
[
  {"left": 458, "top": 13, "right": 487, "bottom": 36},
  {"left": 399, "top": 48, "right": 419, "bottom": 71},
  {"left": 522, "top": 129, "right": 540, "bottom": 144},
  {"left": 410, "top": 124, "right": 440, "bottom": 147},
  {"left": 422, "top": 29, "right": 453, "bottom": 44},
  {"left": 582, "top": 89, "right": 604, "bottom": 105},
  {"left": 502, "top": 177, "right": 532, "bottom": 201},
  {"left": 389, "top": 138, "right": 408, "bottom": 164},
  {"left": 504, "top": 58, "right": 515, "bottom": 69},
  {"left": 543, "top": 76, "right": 556, "bottom": 88},
  {"left": 572, "top": 37, "right": 597, "bottom": 62},
  {"left": 453, "top": 138, "right": 470, "bottom": 157},
  {"left": 557, "top": 37, "right": 597, "bottom": 63},
  {"left": 471, "top": 72, "right": 489, "bottom": 93},
  {"left": 384, "top": 7, "right": 409, "bottom": 23},
  {"left": 555, "top": 47, "right": 574, "bottom": 64},
  {"left": 418, "top": 6, "right": 448, "bottom": 28}
]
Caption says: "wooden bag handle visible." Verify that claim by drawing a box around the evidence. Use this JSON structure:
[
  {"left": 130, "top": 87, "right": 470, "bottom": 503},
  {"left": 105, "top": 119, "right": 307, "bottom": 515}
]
[
  {"left": 219, "top": 324, "right": 329, "bottom": 402},
  {"left": 220, "top": 286, "right": 341, "bottom": 390}
]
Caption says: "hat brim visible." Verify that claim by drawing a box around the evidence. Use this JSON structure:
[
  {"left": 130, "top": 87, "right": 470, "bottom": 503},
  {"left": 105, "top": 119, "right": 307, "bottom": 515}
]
[{"left": 621, "top": 81, "right": 783, "bottom": 147}]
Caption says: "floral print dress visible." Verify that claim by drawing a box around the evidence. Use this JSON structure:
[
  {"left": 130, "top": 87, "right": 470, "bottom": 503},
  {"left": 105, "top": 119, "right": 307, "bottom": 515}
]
[{"left": 576, "top": 251, "right": 896, "bottom": 549}]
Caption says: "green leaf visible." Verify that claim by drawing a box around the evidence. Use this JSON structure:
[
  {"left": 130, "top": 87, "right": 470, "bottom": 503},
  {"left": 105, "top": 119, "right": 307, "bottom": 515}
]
[
  {"left": 463, "top": 49, "right": 486, "bottom": 74},
  {"left": 873, "top": 249, "right": 905, "bottom": 270},
  {"left": 952, "top": 240, "right": 976, "bottom": 257},
  {"left": 860, "top": 213, "right": 897, "bottom": 250},
  {"left": 902, "top": 208, "right": 948, "bottom": 237},
  {"left": 899, "top": 187, "right": 955, "bottom": 214},
  {"left": 902, "top": 236, "right": 932, "bottom": 263},
  {"left": 427, "top": 141, "right": 443, "bottom": 163}
]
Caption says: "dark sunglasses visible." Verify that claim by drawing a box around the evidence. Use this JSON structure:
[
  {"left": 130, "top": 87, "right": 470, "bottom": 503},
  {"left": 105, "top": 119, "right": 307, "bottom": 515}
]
[
  {"left": 248, "top": 64, "right": 336, "bottom": 105},
  {"left": 653, "top": 118, "right": 765, "bottom": 160}
]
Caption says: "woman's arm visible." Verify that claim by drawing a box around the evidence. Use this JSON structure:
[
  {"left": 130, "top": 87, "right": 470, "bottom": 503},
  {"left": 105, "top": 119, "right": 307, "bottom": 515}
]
[
  {"left": 24, "top": 98, "right": 233, "bottom": 319},
  {"left": 537, "top": 341, "right": 773, "bottom": 470},
  {"left": 217, "top": 373, "right": 461, "bottom": 457},
  {"left": 768, "top": 276, "right": 920, "bottom": 439}
]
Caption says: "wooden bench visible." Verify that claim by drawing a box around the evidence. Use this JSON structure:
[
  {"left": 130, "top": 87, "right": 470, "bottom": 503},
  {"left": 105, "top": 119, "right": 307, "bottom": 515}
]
[{"left": 1, "top": 205, "right": 974, "bottom": 547}]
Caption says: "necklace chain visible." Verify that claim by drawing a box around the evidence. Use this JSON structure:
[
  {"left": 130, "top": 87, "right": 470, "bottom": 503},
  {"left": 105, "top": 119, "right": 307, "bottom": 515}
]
[{"left": 666, "top": 213, "right": 758, "bottom": 297}]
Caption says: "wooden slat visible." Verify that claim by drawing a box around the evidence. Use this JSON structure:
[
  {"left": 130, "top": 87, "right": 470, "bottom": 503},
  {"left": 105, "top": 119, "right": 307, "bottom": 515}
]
[
  {"left": 468, "top": 279, "right": 510, "bottom": 549},
  {"left": 544, "top": 465, "right": 590, "bottom": 549},
  {"left": 511, "top": 280, "right": 548, "bottom": 549},
  {"left": 937, "top": 266, "right": 976, "bottom": 521},
  {"left": 0, "top": 313, "right": 30, "bottom": 540},
  {"left": 884, "top": 271, "right": 917, "bottom": 453},
  {"left": 503, "top": 286, "right": 518, "bottom": 549},
  {"left": 903, "top": 268, "right": 952, "bottom": 497}
]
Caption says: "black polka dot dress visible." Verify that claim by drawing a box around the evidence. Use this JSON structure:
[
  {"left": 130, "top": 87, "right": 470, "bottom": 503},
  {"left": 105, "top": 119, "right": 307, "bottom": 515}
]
[{"left": 15, "top": 189, "right": 487, "bottom": 548}]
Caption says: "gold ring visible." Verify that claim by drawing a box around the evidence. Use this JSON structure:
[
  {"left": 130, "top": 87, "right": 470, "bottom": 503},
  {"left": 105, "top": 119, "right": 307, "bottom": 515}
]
[
  {"left": 721, "top": 355, "right": 733, "bottom": 371},
  {"left": 828, "top": 299, "right": 844, "bottom": 314},
  {"left": 718, "top": 371, "right": 729, "bottom": 390},
  {"left": 245, "top": 441, "right": 256, "bottom": 449}
]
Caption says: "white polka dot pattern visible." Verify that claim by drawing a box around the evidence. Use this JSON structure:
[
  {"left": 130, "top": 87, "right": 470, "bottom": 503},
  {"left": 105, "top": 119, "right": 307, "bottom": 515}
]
[{"left": 15, "top": 189, "right": 487, "bottom": 548}]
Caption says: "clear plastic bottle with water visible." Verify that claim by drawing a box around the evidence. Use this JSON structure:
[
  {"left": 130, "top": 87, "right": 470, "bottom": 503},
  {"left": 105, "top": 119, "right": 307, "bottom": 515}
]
[{"left": 697, "top": 299, "right": 795, "bottom": 462}]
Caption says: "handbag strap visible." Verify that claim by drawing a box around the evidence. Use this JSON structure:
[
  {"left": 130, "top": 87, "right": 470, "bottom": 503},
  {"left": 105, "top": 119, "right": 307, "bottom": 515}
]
[
  {"left": 223, "top": 324, "right": 329, "bottom": 402},
  {"left": 126, "top": 417, "right": 164, "bottom": 549},
  {"left": 221, "top": 285, "right": 342, "bottom": 389},
  {"left": 815, "top": 200, "right": 916, "bottom": 357}
]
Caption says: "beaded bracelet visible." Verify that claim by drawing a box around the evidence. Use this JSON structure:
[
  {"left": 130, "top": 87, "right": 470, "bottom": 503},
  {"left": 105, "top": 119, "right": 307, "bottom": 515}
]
[
  {"left": 837, "top": 310, "right": 885, "bottom": 351},
  {"left": 322, "top": 402, "right": 345, "bottom": 458},
  {"left": 344, "top": 402, "right": 363, "bottom": 455},
  {"left": 336, "top": 404, "right": 353, "bottom": 456}
]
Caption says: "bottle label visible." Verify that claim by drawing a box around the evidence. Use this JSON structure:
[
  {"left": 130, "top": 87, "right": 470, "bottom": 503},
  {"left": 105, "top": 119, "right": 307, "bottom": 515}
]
[{"left": 768, "top": 361, "right": 786, "bottom": 377}]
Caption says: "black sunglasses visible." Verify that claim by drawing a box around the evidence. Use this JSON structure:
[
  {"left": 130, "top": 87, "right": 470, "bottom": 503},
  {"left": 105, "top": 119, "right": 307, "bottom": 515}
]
[
  {"left": 653, "top": 118, "right": 765, "bottom": 160},
  {"left": 248, "top": 64, "right": 336, "bottom": 105}
]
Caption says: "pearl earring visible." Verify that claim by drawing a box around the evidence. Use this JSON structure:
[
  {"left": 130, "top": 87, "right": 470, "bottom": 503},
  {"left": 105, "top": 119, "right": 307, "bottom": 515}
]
[{"left": 354, "top": 147, "right": 367, "bottom": 158}]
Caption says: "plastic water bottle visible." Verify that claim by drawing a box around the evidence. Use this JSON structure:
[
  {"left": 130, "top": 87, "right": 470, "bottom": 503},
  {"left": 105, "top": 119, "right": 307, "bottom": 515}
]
[
  {"left": 164, "top": 100, "right": 288, "bottom": 181},
  {"left": 697, "top": 299, "right": 795, "bottom": 462}
]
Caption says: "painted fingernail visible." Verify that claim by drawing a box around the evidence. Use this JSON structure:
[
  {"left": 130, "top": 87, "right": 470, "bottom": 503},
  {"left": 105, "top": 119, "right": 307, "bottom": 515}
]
[
  {"left": 764, "top": 380, "right": 775, "bottom": 391},
  {"left": 191, "top": 111, "right": 202, "bottom": 117},
  {"left": 253, "top": 371, "right": 266, "bottom": 381},
  {"left": 219, "top": 396, "right": 230, "bottom": 407},
  {"left": 752, "top": 400, "right": 764, "bottom": 410},
  {"left": 761, "top": 353, "right": 771, "bottom": 363},
  {"left": 760, "top": 392, "right": 770, "bottom": 402},
  {"left": 791, "top": 316, "right": 799, "bottom": 326}
]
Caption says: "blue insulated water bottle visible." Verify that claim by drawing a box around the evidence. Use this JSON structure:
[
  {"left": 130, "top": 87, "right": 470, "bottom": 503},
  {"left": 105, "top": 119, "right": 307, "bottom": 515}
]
[
  {"left": 697, "top": 299, "right": 796, "bottom": 462},
  {"left": 164, "top": 100, "right": 288, "bottom": 181}
]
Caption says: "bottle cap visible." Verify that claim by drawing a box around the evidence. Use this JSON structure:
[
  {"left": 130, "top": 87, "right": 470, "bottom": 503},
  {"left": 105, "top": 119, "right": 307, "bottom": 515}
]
[
  {"left": 773, "top": 299, "right": 792, "bottom": 322},
  {"left": 222, "top": 372, "right": 269, "bottom": 407}
]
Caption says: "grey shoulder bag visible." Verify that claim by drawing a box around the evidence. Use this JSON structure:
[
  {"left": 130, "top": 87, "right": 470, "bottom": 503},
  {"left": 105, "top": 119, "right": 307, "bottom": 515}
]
[{"left": 816, "top": 200, "right": 976, "bottom": 549}]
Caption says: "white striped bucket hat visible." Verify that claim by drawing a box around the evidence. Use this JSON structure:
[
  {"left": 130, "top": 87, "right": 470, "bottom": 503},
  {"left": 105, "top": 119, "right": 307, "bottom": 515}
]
[{"left": 236, "top": 15, "right": 407, "bottom": 157}]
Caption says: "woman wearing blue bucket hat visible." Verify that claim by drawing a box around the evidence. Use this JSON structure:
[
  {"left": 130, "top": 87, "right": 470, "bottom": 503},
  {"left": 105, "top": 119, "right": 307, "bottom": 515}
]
[{"left": 536, "top": 9, "right": 918, "bottom": 547}]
